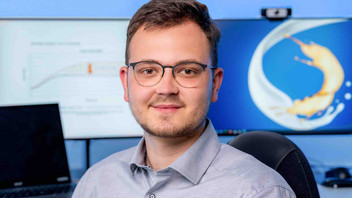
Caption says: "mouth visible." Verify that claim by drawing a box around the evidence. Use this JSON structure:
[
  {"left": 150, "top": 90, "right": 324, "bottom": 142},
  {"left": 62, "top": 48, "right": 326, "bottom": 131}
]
[{"left": 151, "top": 104, "right": 183, "bottom": 113}]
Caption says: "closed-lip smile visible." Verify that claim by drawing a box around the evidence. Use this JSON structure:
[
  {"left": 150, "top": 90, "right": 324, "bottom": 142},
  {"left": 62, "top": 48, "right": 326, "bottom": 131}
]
[{"left": 151, "top": 104, "right": 183, "bottom": 112}]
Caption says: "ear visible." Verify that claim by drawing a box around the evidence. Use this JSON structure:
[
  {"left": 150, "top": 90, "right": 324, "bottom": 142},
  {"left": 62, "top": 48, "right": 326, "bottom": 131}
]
[
  {"left": 120, "top": 66, "right": 129, "bottom": 102},
  {"left": 211, "top": 68, "right": 224, "bottom": 103}
]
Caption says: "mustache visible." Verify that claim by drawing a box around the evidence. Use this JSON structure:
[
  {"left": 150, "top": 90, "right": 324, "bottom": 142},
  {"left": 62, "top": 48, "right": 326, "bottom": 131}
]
[{"left": 149, "top": 95, "right": 185, "bottom": 107}]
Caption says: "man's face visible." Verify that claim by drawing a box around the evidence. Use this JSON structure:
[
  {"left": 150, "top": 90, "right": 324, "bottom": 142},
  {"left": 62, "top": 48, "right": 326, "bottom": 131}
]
[{"left": 120, "top": 21, "right": 223, "bottom": 138}]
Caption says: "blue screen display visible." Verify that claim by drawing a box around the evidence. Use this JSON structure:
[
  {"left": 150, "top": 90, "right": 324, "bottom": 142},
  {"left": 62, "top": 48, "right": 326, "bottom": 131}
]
[{"left": 209, "top": 19, "right": 352, "bottom": 134}]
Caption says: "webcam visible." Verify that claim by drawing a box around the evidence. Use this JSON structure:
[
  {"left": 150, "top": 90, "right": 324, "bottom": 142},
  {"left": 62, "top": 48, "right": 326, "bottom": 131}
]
[{"left": 261, "top": 8, "right": 292, "bottom": 21}]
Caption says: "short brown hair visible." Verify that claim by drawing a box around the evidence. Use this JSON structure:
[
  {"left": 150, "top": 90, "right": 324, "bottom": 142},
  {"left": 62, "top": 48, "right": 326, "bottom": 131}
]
[{"left": 125, "top": 0, "right": 221, "bottom": 67}]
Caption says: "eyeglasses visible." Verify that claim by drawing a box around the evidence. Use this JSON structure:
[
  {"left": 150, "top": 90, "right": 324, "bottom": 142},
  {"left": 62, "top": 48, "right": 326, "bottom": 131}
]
[{"left": 127, "top": 61, "right": 217, "bottom": 88}]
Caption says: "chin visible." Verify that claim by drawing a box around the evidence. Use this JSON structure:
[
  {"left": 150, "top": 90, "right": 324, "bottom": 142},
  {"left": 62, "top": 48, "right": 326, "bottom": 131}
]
[
  {"left": 145, "top": 127, "right": 195, "bottom": 138},
  {"left": 142, "top": 117, "right": 205, "bottom": 138},
  {"left": 145, "top": 120, "right": 183, "bottom": 137}
]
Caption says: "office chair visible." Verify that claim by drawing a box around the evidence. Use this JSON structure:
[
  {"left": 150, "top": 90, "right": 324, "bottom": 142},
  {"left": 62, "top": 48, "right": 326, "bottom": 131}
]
[{"left": 228, "top": 131, "right": 320, "bottom": 198}]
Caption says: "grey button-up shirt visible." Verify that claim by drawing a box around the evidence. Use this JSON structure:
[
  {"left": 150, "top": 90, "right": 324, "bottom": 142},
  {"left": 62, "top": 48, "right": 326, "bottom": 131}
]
[{"left": 73, "top": 120, "right": 296, "bottom": 198}]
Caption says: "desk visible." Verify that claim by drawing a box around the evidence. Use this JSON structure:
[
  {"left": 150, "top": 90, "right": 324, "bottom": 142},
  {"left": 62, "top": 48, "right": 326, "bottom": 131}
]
[{"left": 318, "top": 184, "right": 352, "bottom": 198}]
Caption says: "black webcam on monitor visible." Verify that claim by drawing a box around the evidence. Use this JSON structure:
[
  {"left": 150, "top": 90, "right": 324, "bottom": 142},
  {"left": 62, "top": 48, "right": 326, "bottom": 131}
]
[{"left": 261, "top": 8, "right": 292, "bottom": 21}]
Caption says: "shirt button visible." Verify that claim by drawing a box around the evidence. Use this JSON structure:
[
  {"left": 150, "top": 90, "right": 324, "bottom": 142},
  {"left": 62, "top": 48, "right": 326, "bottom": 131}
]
[{"left": 149, "top": 194, "right": 156, "bottom": 198}]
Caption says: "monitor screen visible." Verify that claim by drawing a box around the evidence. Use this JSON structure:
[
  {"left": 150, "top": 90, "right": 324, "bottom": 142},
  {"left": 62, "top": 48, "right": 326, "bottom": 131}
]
[
  {"left": 1, "top": 19, "right": 351, "bottom": 138},
  {"left": 0, "top": 19, "right": 143, "bottom": 139},
  {"left": 209, "top": 18, "right": 352, "bottom": 135}
]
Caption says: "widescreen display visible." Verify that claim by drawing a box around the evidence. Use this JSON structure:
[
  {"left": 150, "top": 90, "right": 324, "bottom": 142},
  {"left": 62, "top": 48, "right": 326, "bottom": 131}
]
[
  {"left": 1, "top": 19, "right": 351, "bottom": 138},
  {"left": 209, "top": 19, "right": 352, "bottom": 134}
]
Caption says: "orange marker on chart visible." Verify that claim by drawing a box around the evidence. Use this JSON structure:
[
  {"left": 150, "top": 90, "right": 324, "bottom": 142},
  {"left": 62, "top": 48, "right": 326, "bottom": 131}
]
[{"left": 88, "top": 64, "right": 93, "bottom": 74}]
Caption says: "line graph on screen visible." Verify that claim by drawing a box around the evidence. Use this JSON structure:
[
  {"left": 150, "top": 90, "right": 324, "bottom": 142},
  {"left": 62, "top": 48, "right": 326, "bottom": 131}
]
[{"left": 27, "top": 53, "right": 123, "bottom": 100}]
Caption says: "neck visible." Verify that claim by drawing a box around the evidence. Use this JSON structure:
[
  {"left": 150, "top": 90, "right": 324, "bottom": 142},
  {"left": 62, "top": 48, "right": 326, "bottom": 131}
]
[{"left": 144, "top": 121, "right": 206, "bottom": 171}]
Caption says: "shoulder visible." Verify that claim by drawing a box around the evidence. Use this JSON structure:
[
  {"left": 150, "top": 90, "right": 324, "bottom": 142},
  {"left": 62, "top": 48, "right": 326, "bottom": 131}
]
[
  {"left": 81, "top": 145, "right": 137, "bottom": 177},
  {"left": 88, "top": 146, "right": 137, "bottom": 171},
  {"left": 206, "top": 144, "right": 295, "bottom": 197},
  {"left": 72, "top": 146, "right": 137, "bottom": 198},
  {"left": 213, "top": 144, "right": 281, "bottom": 177}
]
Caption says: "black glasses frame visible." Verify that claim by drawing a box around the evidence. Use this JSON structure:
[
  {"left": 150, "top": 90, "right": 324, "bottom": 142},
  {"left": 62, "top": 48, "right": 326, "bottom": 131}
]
[
  {"left": 127, "top": 61, "right": 217, "bottom": 87},
  {"left": 128, "top": 61, "right": 217, "bottom": 78}
]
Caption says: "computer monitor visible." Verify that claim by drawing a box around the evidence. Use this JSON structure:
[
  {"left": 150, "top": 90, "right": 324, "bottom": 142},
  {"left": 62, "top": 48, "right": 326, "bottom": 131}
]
[
  {"left": 209, "top": 18, "right": 352, "bottom": 135},
  {"left": 0, "top": 19, "right": 143, "bottom": 139},
  {"left": 1, "top": 18, "right": 351, "bottom": 139}
]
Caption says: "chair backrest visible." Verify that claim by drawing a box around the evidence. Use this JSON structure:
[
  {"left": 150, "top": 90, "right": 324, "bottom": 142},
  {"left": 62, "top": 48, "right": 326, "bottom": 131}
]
[{"left": 228, "top": 131, "right": 320, "bottom": 198}]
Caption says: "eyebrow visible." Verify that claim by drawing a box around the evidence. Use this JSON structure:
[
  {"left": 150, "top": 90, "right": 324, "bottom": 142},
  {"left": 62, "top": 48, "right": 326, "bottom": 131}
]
[{"left": 138, "top": 58, "right": 205, "bottom": 66}]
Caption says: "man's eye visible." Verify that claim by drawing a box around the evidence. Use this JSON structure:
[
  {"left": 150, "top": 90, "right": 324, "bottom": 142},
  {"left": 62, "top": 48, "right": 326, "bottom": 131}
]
[
  {"left": 184, "top": 69, "right": 193, "bottom": 74},
  {"left": 144, "top": 69, "right": 154, "bottom": 74},
  {"left": 179, "top": 68, "right": 199, "bottom": 75},
  {"left": 140, "top": 68, "right": 157, "bottom": 75}
]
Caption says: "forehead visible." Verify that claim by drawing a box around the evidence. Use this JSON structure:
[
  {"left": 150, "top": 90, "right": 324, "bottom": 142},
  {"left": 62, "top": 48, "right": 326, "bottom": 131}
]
[{"left": 128, "top": 21, "right": 210, "bottom": 65}]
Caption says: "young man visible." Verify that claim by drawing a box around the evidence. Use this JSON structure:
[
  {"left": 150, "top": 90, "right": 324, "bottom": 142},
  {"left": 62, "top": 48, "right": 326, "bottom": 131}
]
[{"left": 73, "top": 0, "right": 296, "bottom": 197}]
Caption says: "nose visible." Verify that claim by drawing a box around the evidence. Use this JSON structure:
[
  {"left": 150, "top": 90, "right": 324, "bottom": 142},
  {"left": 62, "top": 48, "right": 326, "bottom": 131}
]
[{"left": 155, "top": 67, "right": 179, "bottom": 95}]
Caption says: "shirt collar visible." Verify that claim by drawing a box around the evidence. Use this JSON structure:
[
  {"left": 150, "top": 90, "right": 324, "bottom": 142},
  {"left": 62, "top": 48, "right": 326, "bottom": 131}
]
[
  {"left": 129, "top": 119, "right": 221, "bottom": 184},
  {"left": 129, "top": 136, "right": 146, "bottom": 174},
  {"left": 170, "top": 119, "right": 221, "bottom": 184}
]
